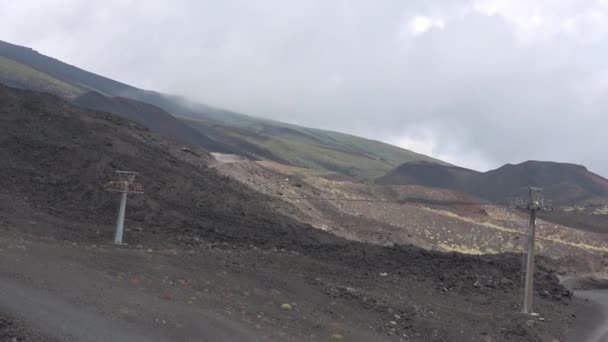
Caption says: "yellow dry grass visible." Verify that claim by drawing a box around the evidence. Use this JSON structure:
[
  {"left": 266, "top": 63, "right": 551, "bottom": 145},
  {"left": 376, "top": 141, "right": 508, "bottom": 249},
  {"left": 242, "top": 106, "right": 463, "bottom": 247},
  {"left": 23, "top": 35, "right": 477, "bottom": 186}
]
[{"left": 421, "top": 206, "right": 608, "bottom": 254}]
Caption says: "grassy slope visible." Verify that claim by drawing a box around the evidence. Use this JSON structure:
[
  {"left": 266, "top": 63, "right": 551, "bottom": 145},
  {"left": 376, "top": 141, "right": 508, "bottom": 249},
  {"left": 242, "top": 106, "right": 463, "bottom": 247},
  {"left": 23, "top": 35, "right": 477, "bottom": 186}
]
[
  {"left": 0, "top": 56, "right": 83, "bottom": 98},
  {"left": 178, "top": 103, "right": 444, "bottom": 168},
  {"left": 133, "top": 95, "right": 446, "bottom": 179},
  {"left": 182, "top": 116, "right": 445, "bottom": 179}
]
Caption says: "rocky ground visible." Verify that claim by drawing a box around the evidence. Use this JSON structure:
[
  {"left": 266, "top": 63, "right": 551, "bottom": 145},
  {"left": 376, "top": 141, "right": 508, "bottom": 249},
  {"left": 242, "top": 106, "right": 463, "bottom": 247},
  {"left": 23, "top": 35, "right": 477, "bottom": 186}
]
[
  {"left": 0, "top": 223, "right": 579, "bottom": 341},
  {"left": 0, "top": 313, "right": 53, "bottom": 342},
  {"left": 214, "top": 157, "right": 608, "bottom": 259},
  {"left": 0, "top": 85, "right": 591, "bottom": 341}
]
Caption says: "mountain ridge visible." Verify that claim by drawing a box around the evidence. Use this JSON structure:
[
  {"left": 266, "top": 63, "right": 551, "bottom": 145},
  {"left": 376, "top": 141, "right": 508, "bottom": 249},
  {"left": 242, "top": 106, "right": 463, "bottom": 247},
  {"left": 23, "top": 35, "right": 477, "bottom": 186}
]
[
  {"left": 0, "top": 39, "right": 446, "bottom": 179},
  {"left": 378, "top": 159, "right": 608, "bottom": 205}
]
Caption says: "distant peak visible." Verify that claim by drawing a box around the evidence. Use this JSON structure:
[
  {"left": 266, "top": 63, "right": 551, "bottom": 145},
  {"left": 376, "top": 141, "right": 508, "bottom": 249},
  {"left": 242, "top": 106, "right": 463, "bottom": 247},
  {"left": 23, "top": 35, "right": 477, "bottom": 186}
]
[{"left": 511, "top": 160, "right": 587, "bottom": 171}]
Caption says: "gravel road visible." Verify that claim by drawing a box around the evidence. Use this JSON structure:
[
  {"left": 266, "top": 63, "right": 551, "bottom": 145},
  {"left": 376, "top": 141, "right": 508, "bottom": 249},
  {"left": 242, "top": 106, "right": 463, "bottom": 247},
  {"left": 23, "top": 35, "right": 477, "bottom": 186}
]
[{"left": 567, "top": 290, "right": 608, "bottom": 342}]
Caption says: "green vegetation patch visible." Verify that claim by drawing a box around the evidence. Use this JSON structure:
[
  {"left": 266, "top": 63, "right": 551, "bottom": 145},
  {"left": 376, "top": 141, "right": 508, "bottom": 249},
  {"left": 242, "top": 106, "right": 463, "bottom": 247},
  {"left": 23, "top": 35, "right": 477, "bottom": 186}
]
[
  {"left": 0, "top": 56, "right": 83, "bottom": 98},
  {"left": 182, "top": 115, "right": 446, "bottom": 180}
]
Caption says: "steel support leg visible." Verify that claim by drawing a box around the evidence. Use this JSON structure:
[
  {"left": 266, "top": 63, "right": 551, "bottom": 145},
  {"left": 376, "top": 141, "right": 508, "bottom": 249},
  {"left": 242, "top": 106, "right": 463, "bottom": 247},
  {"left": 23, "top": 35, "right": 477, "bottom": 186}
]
[
  {"left": 114, "top": 192, "right": 127, "bottom": 245},
  {"left": 523, "top": 210, "right": 536, "bottom": 314}
]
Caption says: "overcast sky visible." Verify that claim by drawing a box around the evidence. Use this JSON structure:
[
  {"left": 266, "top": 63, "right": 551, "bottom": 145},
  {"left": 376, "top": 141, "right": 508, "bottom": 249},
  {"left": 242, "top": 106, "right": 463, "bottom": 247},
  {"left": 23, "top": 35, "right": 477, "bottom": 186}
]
[{"left": 2, "top": 0, "right": 607, "bottom": 174}]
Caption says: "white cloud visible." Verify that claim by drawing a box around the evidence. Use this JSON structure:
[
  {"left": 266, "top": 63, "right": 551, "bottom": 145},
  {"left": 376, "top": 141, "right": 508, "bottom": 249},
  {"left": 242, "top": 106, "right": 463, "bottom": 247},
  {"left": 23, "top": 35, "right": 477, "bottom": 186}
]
[
  {"left": 471, "top": 0, "right": 608, "bottom": 42},
  {"left": 1, "top": 0, "right": 608, "bottom": 175},
  {"left": 407, "top": 15, "right": 445, "bottom": 35},
  {"left": 389, "top": 127, "right": 492, "bottom": 171}
]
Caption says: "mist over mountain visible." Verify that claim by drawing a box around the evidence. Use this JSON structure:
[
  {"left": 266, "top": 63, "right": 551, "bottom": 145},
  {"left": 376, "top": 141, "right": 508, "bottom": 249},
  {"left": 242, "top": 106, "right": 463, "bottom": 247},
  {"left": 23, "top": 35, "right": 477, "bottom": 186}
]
[
  {"left": 0, "top": 39, "right": 446, "bottom": 179},
  {"left": 2, "top": 0, "right": 607, "bottom": 174}
]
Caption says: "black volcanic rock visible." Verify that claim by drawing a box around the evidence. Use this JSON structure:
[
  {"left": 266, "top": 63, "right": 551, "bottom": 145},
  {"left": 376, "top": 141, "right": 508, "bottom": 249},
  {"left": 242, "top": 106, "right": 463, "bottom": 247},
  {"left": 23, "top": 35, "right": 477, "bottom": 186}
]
[
  {"left": 375, "top": 161, "right": 481, "bottom": 193},
  {"left": 0, "top": 84, "right": 330, "bottom": 248},
  {"left": 73, "top": 91, "right": 232, "bottom": 153},
  {"left": 481, "top": 161, "right": 608, "bottom": 203}
]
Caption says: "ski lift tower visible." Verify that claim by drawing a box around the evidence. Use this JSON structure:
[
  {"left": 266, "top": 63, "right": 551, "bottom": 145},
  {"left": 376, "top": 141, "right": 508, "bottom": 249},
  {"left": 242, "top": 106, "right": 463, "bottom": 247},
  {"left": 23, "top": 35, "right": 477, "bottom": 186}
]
[
  {"left": 104, "top": 171, "right": 144, "bottom": 245},
  {"left": 510, "top": 187, "right": 552, "bottom": 315}
]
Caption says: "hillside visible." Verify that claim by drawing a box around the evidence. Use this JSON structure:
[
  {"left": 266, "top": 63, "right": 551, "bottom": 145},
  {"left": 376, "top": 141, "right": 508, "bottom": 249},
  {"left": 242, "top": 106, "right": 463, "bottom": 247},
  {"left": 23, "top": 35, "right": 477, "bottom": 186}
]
[
  {"left": 378, "top": 160, "right": 608, "bottom": 232},
  {"left": 0, "top": 39, "right": 446, "bottom": 179},
  {"left": 375, "top": 161, "right": 481, "bottom": 192},
  {"left": 212, "top": 155, "right": 608, "bottom": 257},
  {"left": 484, "top": 161, "right": 608, "bottom": 203},
  {"left": 0, "top": 83, "right": 581, "bottom": 342},
  {"left": 378, "top": 160, "right": 608, "bottom": 205},
  {"left": 0, "top": 83, "right": 327, "bottom": 247},
  {"left": 0, "top": 52, "right": 235, "bottom": 154},
  {"left": 183, "top": 116, "right": 442, "bottom": 179},
  {"left": 0, "top": 55, "right": 83, "bottom": 98},
  {"left": 0, "top": 40, "right": 134, "bottom": 96},
  {"left": 73, "top": 91, "right": 232, "bottom": 152}
]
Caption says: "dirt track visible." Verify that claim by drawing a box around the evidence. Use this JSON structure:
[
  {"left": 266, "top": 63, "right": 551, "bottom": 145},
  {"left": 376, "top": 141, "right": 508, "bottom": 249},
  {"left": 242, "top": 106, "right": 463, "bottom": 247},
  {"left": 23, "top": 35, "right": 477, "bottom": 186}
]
[
  {"left": 0, "top": 225, "right": 580, "bottom": 342},
  {"left": 0, "top": 278, "right": 164, "bottom": 342},
  {"left": 0, "top": 231, "right": 394, "bottom": 341},
  {"left": 567, "top": 290, "right": 608, "bottom": 342},
  {"left": 0, "top": 233, "right": 267, "bottom": 342}
]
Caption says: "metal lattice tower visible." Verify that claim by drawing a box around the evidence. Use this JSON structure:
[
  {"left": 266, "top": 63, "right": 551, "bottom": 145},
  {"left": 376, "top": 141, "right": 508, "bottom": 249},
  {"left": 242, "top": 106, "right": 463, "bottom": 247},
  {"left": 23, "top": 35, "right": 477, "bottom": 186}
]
[
  {"left": 104, "top": 171, "right": 144, "bottom": 245},
  {"left": 510, "top": 187, "right": 552, "bottom": 315}
]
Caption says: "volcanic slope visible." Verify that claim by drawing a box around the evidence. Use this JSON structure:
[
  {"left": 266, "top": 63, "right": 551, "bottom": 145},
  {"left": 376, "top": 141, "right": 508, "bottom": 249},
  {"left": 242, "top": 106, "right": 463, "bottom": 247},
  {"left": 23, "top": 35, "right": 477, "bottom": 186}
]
[
  {"left": 213, "top": 156, "right": 608, "bottom": 258},
  {"left": 378, "top": 160, "right": 608, "bottom": 233},
  {"left": 0, "top": 39, "right": 446, "bottom": 180},
  {"left": 0, "top": 49, "right": 232, "bottom": 154},
  {"left": 378, "top": 160, "right": 608, "bottom": 205},
  {"left": 0, "top": 84, "right": 581, "bottom": 341},
  {"left": 0, "top": 83, "right": 329, "bottom": 248},
  {"left": 72, "top": 91, "right": 232, "bottom": 152}
]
